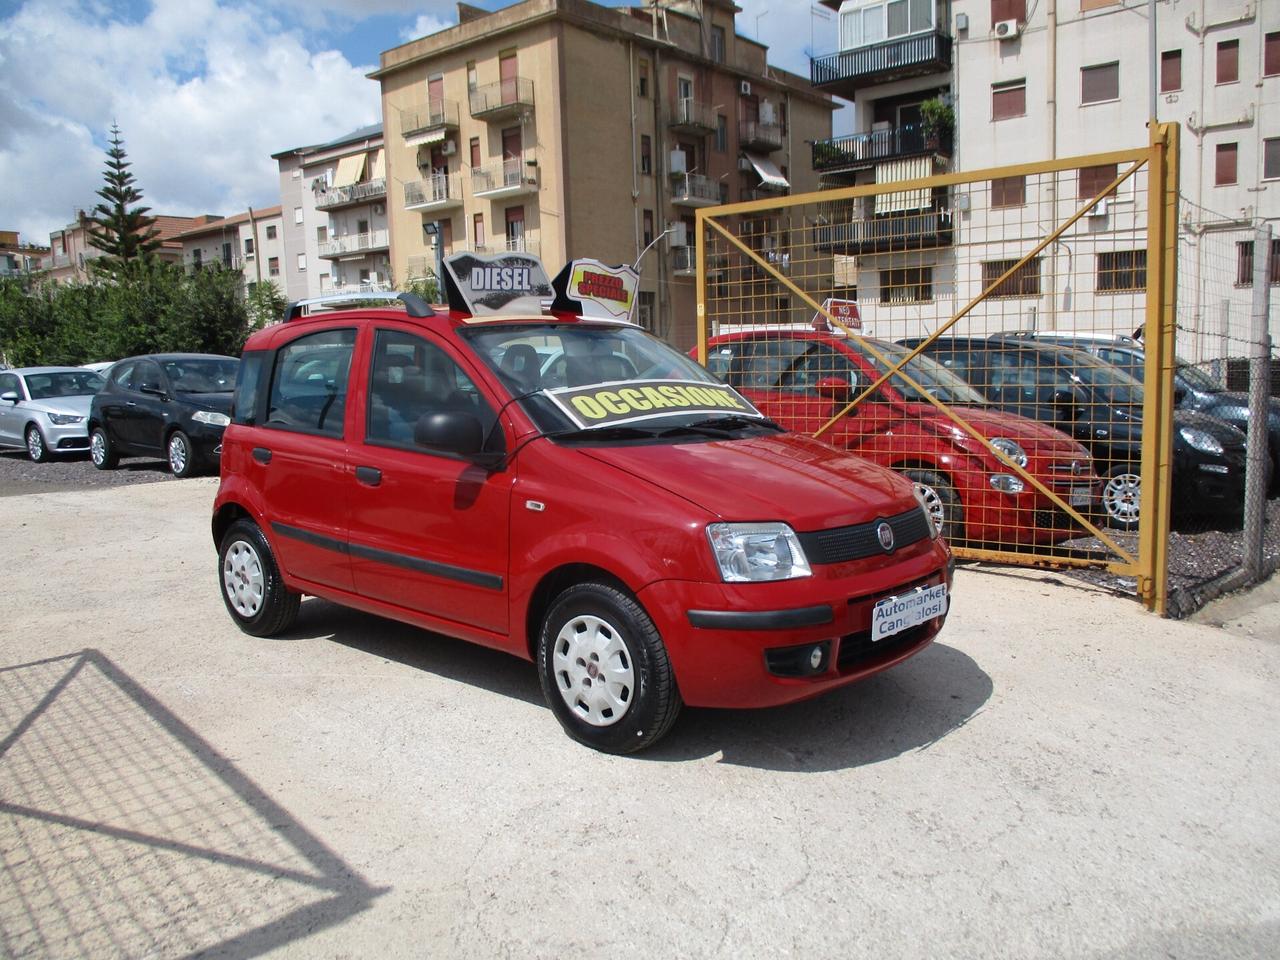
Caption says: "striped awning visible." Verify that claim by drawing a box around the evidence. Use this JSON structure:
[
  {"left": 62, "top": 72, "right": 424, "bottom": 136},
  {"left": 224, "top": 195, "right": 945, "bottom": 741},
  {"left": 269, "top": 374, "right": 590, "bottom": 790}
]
[
  {"left": 332, "top": 153, "right": 366, "bottom": 188},
  {"left": 369, "top": 148, "right": 386, "bottom": 181},
  {"left": 874, "top": 156, "right": 931, "bottom": 214}
]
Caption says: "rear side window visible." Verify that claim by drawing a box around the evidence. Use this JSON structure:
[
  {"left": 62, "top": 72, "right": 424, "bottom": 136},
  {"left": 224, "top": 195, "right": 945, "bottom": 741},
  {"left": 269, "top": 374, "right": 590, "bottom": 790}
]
[
  {"left": 233, "top": 351, "right": 267, "bottom": 425},
  {"left": 267, "top": 329, "right": 356, "bottom": 437}
]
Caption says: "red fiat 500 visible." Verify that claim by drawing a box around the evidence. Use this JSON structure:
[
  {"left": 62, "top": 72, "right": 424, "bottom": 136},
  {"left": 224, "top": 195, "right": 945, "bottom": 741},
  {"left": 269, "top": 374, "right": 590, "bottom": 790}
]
[{"left": 213, "top": 255, "right": 953, "bottom": 753}]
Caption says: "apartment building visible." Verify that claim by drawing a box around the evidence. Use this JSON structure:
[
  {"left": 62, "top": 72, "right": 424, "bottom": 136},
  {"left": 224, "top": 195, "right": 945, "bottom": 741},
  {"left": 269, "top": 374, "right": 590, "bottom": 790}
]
[
  {"left": 43, "top": 211, "right": 199, "bottom": 283},
  {"left": 371, "top": 0, "right": 835, "bottom": 347},
  {"left": 810, "top": 0, "right": 1280, "bottom": 358},
  {"left": 0, "top": 231, "right": 48, "bottom": 277},
  {"left": 170, "top": 207, "right": 286, "bottom": 291},
  {"left": 272, "top": 124, "right": 389, "bottom": 300}
]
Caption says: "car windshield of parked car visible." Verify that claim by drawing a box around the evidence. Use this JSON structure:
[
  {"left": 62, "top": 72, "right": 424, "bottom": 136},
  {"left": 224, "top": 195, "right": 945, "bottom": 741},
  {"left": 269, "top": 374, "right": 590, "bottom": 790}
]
[
  {"left": 1176, "top": 360, "right": 1224, "bottom": 394},
  {"left": 463, "top": 322, "right": 765, "bottom": 435},
  {"left": 24, "top": 371, "right": 105, "bottom": 399},
  {"left": 845, "top": 341, "right": 988, "bottom": 405},
  {"left": 1055, "top": 351, "right": 1144, "bottom": 406},
  {"left": 162, "top": 358, "right": 239, "bottom": 394}
]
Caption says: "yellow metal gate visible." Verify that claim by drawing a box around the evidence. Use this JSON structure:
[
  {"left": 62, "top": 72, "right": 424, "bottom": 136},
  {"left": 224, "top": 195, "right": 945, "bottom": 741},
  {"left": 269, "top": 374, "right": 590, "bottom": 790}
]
[{"left": 695, "top": 124, "right": 1180, "bottom": 613}]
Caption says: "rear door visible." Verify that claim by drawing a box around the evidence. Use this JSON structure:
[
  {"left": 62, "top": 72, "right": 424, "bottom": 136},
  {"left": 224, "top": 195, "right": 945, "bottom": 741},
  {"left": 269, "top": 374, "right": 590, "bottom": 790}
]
[
  {"left": 127, "top": 359, "right": 168, "bottom": 453},
  {"left": 0, "top": 372, "right": 22, "bottom": 444},
  {"left": 346, "top": 325, "right": 513, "bottom": 635}
]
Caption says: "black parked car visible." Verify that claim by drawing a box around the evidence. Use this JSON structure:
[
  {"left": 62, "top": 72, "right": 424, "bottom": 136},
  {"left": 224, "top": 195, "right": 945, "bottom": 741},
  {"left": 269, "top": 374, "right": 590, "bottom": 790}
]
[
  {"left": 898, "top": 338, "right": 1247, "bottom": 530},
  {"left": 89, "top": 353, "right": 239, "bottom": 477},
  {"left": 996, "top": 332, "right": 1280, "bottom": 492}
]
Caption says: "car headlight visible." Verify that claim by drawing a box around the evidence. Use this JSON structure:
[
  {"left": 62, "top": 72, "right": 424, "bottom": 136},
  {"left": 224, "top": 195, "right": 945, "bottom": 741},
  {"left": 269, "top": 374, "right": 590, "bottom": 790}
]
[
  {"left": 1179, "top": 426, "right": 1223, "bottom": 455},
  {"left": 192, "top": 410, "right": 231, "bottom": 427},
  {"left": 706, "top": 522, "right": 812, "bottom": 582},
  {"left": 47, "top": 413, "right": 84, "bottom": 425},
  {"left": 912, "top": 484, "right": 942, "bottom": 539},
  {"left": 990, "top": 437, "right": 1028, "bottom": 468}
]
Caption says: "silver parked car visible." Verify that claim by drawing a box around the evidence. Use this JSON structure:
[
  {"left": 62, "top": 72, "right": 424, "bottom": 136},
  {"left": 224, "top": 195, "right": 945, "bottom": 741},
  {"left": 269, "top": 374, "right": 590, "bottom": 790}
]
[{"left": 0, "top": 366, "right": 106, "bottom": 461}]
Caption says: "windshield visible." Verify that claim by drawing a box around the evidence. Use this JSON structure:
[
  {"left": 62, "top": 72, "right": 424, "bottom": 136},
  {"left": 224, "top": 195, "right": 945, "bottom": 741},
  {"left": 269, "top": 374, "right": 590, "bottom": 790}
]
[
  {"left": 847, "top": 340, "right": 988, "bottom": 405},
  {"left": 463, "top": 322, "right": 763, "bottom": 434},
  {"left": 161, "top": 357, "right": 239, "bottom": 393},
  {"left": 1051, "top": 350, "right": 1144, "bottom": 406},
  {"left": 1176, "top": 360, "right": 1223, "bottom": 394},
  {"left": 24, "top": 371, "right": 104, "bottom": 399}
]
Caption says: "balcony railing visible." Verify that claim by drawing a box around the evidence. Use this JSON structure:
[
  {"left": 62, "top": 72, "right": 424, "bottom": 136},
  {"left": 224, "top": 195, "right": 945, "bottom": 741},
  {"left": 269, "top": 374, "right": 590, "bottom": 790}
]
[
  {"left": 474, "top": 235, "right": 540, "bottom": 257},
  {"left": 469, "top": 78, "right": 535, "bottom": 120},
  {"left": 739, "top": 120, "right": 783, "bottom": 152},
  {"left": 317, "top": 230, "right": 390, "bottom": 258},
  {"left": 51, "top": 254, "right": 71, "bottom": 268},
  {"left": 321, "top": 280, "right": 393, "bottom": 296},
  {"left": 315, "top": 178, "right": 387, "bottom": 210},
  {"left": 189, "top": 256, "right": 242, "bottom": 272},
  {"left": 404, "top": 173, "right": 463, "bottom": 210},
  {"left": 471, "top": 157, "right": 539, "bottom": 198},
  {"left": 812, "top": 209, "right": 954, "bottom": 256},
  {"left": 670, "top": 97, "right": 716, "bottom": 134},
  {"left": 670, "top": 173, "right": 721, "bottom": 207},
  {"left": 401, "top": 98, "right": 459, "bottom": 139},
  {"left": 811, "top": 31, "right": 952, "bottom": 96},
  {"left": 812, "top": 125, "right": 952, "bottom": 172}
]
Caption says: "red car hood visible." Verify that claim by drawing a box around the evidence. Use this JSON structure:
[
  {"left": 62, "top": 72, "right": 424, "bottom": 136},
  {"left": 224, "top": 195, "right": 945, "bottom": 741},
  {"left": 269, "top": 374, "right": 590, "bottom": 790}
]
[
  {"left": 577, "top": 432, "right": 916, "bottom": 530},
  {"left": 906, "top": 403, "right": 1085, "bottom": 453}
]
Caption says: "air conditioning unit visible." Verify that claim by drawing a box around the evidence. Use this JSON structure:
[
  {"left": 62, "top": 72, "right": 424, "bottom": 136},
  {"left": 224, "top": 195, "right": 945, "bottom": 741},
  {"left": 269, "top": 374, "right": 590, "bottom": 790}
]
[
  {"left": 669, "top": 150, "right": 688, "bottom": 175},
  {"left": 994, "top": 18, "right": 1021, "bottom": 39},
  {"left": 1088, "top": 199, "right": 1111, "bottom": 218},
  {"left": 739, "top": 80, "right": 752, "bottom": 96},
  {"left": 738, "top": 154, "right": 754, "bottom": 171},
  {"left": 441, "top": 140, "right": 457, "bottom": 156},
  {"left": 372, "top": 202, "right": 386, "bottom": 215},
  {"left": 669, "top": 222, "right": 689, "bottom": 247}
]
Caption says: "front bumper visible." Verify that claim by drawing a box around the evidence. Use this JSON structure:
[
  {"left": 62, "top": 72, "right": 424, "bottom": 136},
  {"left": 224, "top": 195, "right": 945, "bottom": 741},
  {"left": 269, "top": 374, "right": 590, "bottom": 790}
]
[
  {"left": 41, "top": 419, "right": 90, "bottom": 452},
  {"left": 637, "top": 539, "right": 952, "bottom": 709}
]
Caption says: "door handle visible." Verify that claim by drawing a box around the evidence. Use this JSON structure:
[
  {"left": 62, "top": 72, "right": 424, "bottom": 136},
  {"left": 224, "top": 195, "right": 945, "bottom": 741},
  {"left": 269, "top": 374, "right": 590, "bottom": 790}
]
[
  {"left": 355, "top": 466, "right": 382, "bottom": 486},
  {"left": 252, "top": 447, "right": 272, "bottom": 464},
  {"left": 126, "top": 401, "right": 137, "bottom": 407}
]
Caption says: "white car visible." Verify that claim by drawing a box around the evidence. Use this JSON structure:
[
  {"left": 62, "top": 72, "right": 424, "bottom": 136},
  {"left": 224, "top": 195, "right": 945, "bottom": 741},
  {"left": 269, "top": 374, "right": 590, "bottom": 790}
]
[
  {"left": 81, "top": 361, "right": 116, "bottom": 375},
  {"left": 0, "top": 366, "right": 106, "bottom": 461}
]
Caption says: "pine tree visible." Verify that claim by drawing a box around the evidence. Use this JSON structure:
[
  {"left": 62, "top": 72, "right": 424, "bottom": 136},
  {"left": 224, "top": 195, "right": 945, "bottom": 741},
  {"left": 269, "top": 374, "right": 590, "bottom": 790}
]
[{"left": 86, "top": 124, "right": 162, "bottom": 273}]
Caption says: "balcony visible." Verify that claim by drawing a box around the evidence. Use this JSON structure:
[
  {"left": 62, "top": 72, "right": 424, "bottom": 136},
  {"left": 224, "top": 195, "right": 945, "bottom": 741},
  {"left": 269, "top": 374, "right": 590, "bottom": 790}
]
[
  {"left": 671, "top": 248, "right": 732, "bottom": 276},
  {"left": 401, "top": 99, "right": 459, "bottom": 144},
  {"left": 670, "top": 173, "right": 721, "bottom": 208},
  {"left": 812, "top": 209, "right": 953, "bottom": 256},
  {"left": 321, "top": 280, "right": 393, "bottom": 296},
  {"left": 471, "top": 157, "right": 539, "bottom": 199},
  {"left": 469, "top": 78, "right": 535, "bottom": 122},
  {"left": 404, "top": 173, "right": 463, "bottom": 211},
  {"left": 739, "top": 120, "right": 783, "bottom": 152},
  {"left": 317, "top": 230, "right": 390, "bottom": 259},
  {"left": 51, "top": 253, "right": 70, "bottom": 268},
  {"left": 811, "top": 31, "right": 952, "bottom": 98},
  {"left": 670, "top": 98, "right": 716, "bottom": 135},
  {"left": 812, "top": 125, "right": 952, "bottom": 173},
  {"left": 474, "top": 235, "right": 540, "bottom": 258},
  {"left": 315, "top": 178, "right": 387, "bottom": 211}
]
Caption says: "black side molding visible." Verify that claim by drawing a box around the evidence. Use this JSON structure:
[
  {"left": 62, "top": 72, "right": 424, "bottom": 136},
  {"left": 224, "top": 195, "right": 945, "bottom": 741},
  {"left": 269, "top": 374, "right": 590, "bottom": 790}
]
[{"left": 686, "top": 605, "right": 834, "bottom": 631}]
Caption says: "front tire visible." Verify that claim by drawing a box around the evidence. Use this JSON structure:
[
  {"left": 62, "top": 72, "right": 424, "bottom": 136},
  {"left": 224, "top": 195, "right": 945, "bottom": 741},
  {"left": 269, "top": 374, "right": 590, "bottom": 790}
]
[
  {"left": 218, "top": 519, "right": 300, "bottom": 637},
  {"left": 168, "top": 430, "right": 197, "bottom": 478},
  {"left": 537, "top": 582, "right": 681, "bottom": 754},
  {"left": 1101, "top": 464, "right": 1141, "bottom": 531},
  {"left": 25, "top": 425, "right": 49, "bottom": 463},
  {"left": 903, "top": 469, "right": 963, "bottom": 541},
  {"left": 89, "top": 426, "right": 117, "bottom": 470}
]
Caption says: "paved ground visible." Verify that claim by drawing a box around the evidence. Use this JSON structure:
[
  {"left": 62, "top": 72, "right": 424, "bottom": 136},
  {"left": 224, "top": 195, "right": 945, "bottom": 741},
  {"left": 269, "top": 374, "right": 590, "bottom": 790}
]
[{"left": 1, "top": 479, "right": 1278, "bottom": 959}]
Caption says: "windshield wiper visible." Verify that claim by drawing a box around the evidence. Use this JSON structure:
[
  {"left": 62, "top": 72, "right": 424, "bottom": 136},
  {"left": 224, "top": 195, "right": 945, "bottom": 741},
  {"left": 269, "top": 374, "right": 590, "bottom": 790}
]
[
  {"left": 658, "top": 415, "right": 781, "bottom": 438},
  {"left": 554, "top": 425, "right": 663, "bottom": 441}
]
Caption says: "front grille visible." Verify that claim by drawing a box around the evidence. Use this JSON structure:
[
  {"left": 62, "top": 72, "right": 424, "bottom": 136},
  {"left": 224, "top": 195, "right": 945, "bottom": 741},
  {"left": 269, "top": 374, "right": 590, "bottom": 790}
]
[
  {"left": 836, "top": 623, "right": 930, "bottom": 671},
  {"left": 798, "top": 507, "right": 930, "bottom": 565}
]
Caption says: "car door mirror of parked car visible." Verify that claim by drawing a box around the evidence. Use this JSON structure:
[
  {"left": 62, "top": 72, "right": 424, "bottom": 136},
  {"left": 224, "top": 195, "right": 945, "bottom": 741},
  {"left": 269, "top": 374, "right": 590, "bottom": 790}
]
[
  {"left": 1174, "top": 386, "right": 1187, "bottom": 404},
  {"left": 139, "top": 382, "right": 167, "bottom": 398},
  {"left": 814, "top": 376, "right": 854, "bottom": 403},
  {"left": 1051, "top": 387, "right": 1086, "bottom": 420},
  {"left": 414, "top": 410, "right": 502, "bottom": 466},
  {"left": 0, "top": 391, "right": 17, "bottom": 404}
]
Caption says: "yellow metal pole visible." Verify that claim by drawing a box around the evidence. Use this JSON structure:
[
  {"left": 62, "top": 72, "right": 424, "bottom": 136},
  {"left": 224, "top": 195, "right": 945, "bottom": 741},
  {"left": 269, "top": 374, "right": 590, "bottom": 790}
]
[{"left": 695, "top": 209, "right": 708, "bottom": 365}]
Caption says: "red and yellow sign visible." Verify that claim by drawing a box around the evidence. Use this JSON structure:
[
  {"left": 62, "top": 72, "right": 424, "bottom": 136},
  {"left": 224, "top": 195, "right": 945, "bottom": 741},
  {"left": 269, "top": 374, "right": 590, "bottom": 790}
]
[{"left": 546, "top": 379, "right": 762, "bottom": 429}]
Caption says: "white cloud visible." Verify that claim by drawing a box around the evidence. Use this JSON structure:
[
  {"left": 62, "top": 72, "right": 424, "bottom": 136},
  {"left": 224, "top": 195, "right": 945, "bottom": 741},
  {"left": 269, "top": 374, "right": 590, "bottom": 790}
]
[
  {"left": 400, "top": 13, "right": 453, "bottom": 44},
  {"left": 0, "top": 0, "right": 382, "bottom": 242}
]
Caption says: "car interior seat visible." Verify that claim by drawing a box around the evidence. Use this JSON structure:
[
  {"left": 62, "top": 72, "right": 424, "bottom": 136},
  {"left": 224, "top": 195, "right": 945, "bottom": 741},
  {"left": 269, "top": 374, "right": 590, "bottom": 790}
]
[{"left": 499, "top": 344, "right": 542, "bottom": 393}]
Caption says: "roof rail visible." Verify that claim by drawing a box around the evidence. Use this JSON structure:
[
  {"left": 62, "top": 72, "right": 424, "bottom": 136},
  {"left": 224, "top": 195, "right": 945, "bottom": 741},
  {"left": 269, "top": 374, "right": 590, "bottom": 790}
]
[{"left": 282, "top": 291, "right": 435, "bottom": 322}]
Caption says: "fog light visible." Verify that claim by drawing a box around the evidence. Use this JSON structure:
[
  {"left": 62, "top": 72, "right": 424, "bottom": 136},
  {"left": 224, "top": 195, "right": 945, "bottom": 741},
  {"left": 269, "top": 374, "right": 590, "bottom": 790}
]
[
  {"left": 990, "top": 473, "right": 1025, "bottom": 494},
  {"left": 809, "top": 645, "right": 824, "bottom": 671}
]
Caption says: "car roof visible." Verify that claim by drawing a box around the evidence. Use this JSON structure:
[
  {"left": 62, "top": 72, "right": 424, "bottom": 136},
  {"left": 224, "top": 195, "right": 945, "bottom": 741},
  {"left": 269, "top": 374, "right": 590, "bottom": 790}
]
[
  {"left": 114, "top": 352, "right": 239, "bottom": 363},
  {"left": 9, "top": 366, "right": 100, "bottom": 376}
]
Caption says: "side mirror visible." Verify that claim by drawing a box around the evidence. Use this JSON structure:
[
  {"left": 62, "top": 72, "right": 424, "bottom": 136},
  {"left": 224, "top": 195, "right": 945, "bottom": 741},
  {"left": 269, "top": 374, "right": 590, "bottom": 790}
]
[
  {"left": 814, "top": 376, "right": 853, "bottom": 403},
  {"left": 415, "top": 410, "right": 485, "bottom": 457},
  {"left": 1050, "top": 387, "right": 1085, "bottom": 420},
  {"left": 0, "top": 391, "right": 18, "bottom": 404},
  {"left": 1173, "top": 386, "right": 1187, "bottom": 404},
  {"left": 139, "top": 382, "right": 165, "bottom": 397}
]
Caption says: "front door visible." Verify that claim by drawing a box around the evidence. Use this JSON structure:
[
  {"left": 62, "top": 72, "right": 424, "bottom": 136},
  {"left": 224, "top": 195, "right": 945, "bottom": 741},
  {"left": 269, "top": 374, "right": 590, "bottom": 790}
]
[
  {"left": 499, "top": 53, "right": 518, "bottom": 104},
  {"left": 0, "top": 372, "right": 22, "bottom": 444},
  {"left": 126, "top": 359, "right": 168, "bottom": 453},
  {"left": 347, "top": 326, "right": 513, "bottom": 635}
]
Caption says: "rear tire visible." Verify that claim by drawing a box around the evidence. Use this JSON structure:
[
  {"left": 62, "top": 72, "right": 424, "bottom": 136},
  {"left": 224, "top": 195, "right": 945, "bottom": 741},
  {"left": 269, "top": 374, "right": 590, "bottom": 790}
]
[
  {"left": 218, "top": 519, "right": 300, "bottom": 637},
  {"left": 25, "top": 425, "right": 49, "bottom": 463},
  {"left": 1101, "top": 464, "right": 1141, "bottom": 531},
  {"left": 903, "top": 469, "right": 963, "bottom": 541},
  {"left": 537, "top": 581, "right": 681, "bottom": 754},
  {"left": 90, "top": 426, "right": 117, "bottom": 470}
]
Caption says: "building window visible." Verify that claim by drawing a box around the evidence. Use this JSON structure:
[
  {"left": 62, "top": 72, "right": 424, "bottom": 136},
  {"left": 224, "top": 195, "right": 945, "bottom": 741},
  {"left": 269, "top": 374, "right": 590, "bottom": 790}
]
[
  {"left": 1215, "top": 142, "right": 1237, "bottom": 185},
  {"left": 470, "top": 137, "right": 481, "bottom": 168},
  {"left": 719, "top": 182, "right": 730, "bottom": 205},
  {"left": 982, "top": 257, "right": 1042, "bottom": 298},
  {"left": 1160, "top": 50, "right": 1182, "bottom": 92},
  {"left": 715, "top": 114, "right": 728, "bottom": 153},
  {"left": 643, "top": 210, "right": 654, "bottom": 247},
  {"left": 840, "top": 0, "right": 935, "bottom": 49},
  {"left": 294, "top": 207, "right": 303, "bottom": 224},
  {"left": 1267, "top": 33, "right": 1280, "bottom": 77},
  {"left": 991, "top": 175, "right": 1026, "bottom": 207},
  {"left": 244, "top": 237, "right": 255, "bottom": 256},
  {"left": 1080, "top": 0, "right": 1119, "bottom": 10},
  {"left": 1236, "top": 240, "right": 1280, "bottom": 286},
  {"left": 640, "top": 135, "right": 652, "bottom": 175},
  {"left": 266, "top": 225, "right": 277, "bottom": 240},
  {"left": 357, "top": 219, "right": 369, "bottom": 235},
  {"left": 268, "top": 256, "right": 280, "bottom": 277},
  {"left": 710, "top": 25, "right": 726, "bottom": 63},
  {"left": 1217, "top": 39, "right": 1239, "bottom": 84},
  {"left": 991, "top": 0, "right": 1026, "bottom": 23},
  {"left": 638, "top": 58, "right": 649, "bottom": 97},
  {"left": 316, "top": 225, "right": 327, "bottom": 244},
  {"left": 474, "top": 213, "right": 485, "bottom": 247},
  {"left": 297, "top": 254, "right": 307, "bottom": 272},
  {"left": 1081, "top": 62, "right": 1119, "bottom": 104},
  {"left": 1097, "top": 250, "right": 1146, "bottom": 292},
  {"left": 1078, "top": 163, "right": 1117, "bottom": 200},
  {"left": 638, "top": 291, "right": 656, "bottom": 331},
  {"left": 466, "top": 60, "right": 477, "bottom": 91},
  {"left": 992, "top": 79, "right": 1026, "bottom": 120},
  {"left": 880, "top": 266, "right": 933, "bottom": 304},
  {"left": 1265, "top": 139, "right": 1280, "bottom": 180}
]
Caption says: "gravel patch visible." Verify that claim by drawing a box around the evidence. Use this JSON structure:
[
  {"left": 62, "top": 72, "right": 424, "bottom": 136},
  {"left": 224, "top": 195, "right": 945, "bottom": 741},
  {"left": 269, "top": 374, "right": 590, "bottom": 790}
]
[{"left": 0, "top": 445, "right": 179, "bottom": 496}]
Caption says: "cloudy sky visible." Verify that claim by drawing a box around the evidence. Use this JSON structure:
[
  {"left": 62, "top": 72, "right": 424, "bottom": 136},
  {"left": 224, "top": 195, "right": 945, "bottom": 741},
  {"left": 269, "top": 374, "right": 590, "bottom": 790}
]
[{"left": 0, "top": 0, "right": 845, "bottom": 245}]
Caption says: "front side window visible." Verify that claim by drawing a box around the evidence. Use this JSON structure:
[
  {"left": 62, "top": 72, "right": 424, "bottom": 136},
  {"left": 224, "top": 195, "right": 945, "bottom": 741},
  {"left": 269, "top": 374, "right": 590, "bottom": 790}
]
[
  {"left": 0, "top": 372, "right": 23, "bottom": 398},
  {"left": 267, "top": 329, "right": 356, "bottom": 437}
]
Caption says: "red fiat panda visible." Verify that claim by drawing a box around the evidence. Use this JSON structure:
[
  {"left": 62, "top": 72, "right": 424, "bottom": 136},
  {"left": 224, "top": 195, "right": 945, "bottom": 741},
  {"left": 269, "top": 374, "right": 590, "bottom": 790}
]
[{"left": 212, "top": 254, "right": 953, "bottom": 753}]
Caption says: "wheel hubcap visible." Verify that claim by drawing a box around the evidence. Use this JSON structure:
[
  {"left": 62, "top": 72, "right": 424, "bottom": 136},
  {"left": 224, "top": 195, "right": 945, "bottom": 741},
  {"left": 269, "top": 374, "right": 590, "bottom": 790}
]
[
  {"left": 91, "top": 432, "right": 106, "bottom": 465},
  {"left": 552, "top": 614, "right": 635, "bottom": 727},
  {"left": 1103, "top": 472, "right": 1141, "bottom": 524},
  {"left": 169, "top": 436, "right": 188, "bottom": 473},
  {"left": 27, "top": 430, "right": 42, "bottom": 459},
  {"left": 917, "top": 484, "right": 946, "bottom": 534},
  {"left": 223, "top": 540, "right": 265, "bottom": 618}
]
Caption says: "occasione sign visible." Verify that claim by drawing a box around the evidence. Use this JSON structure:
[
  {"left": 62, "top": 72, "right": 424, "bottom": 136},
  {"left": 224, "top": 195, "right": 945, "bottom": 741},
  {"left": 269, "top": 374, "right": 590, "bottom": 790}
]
[{"left": 545, "top": 379, "right": 762, "bottom": 430}]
